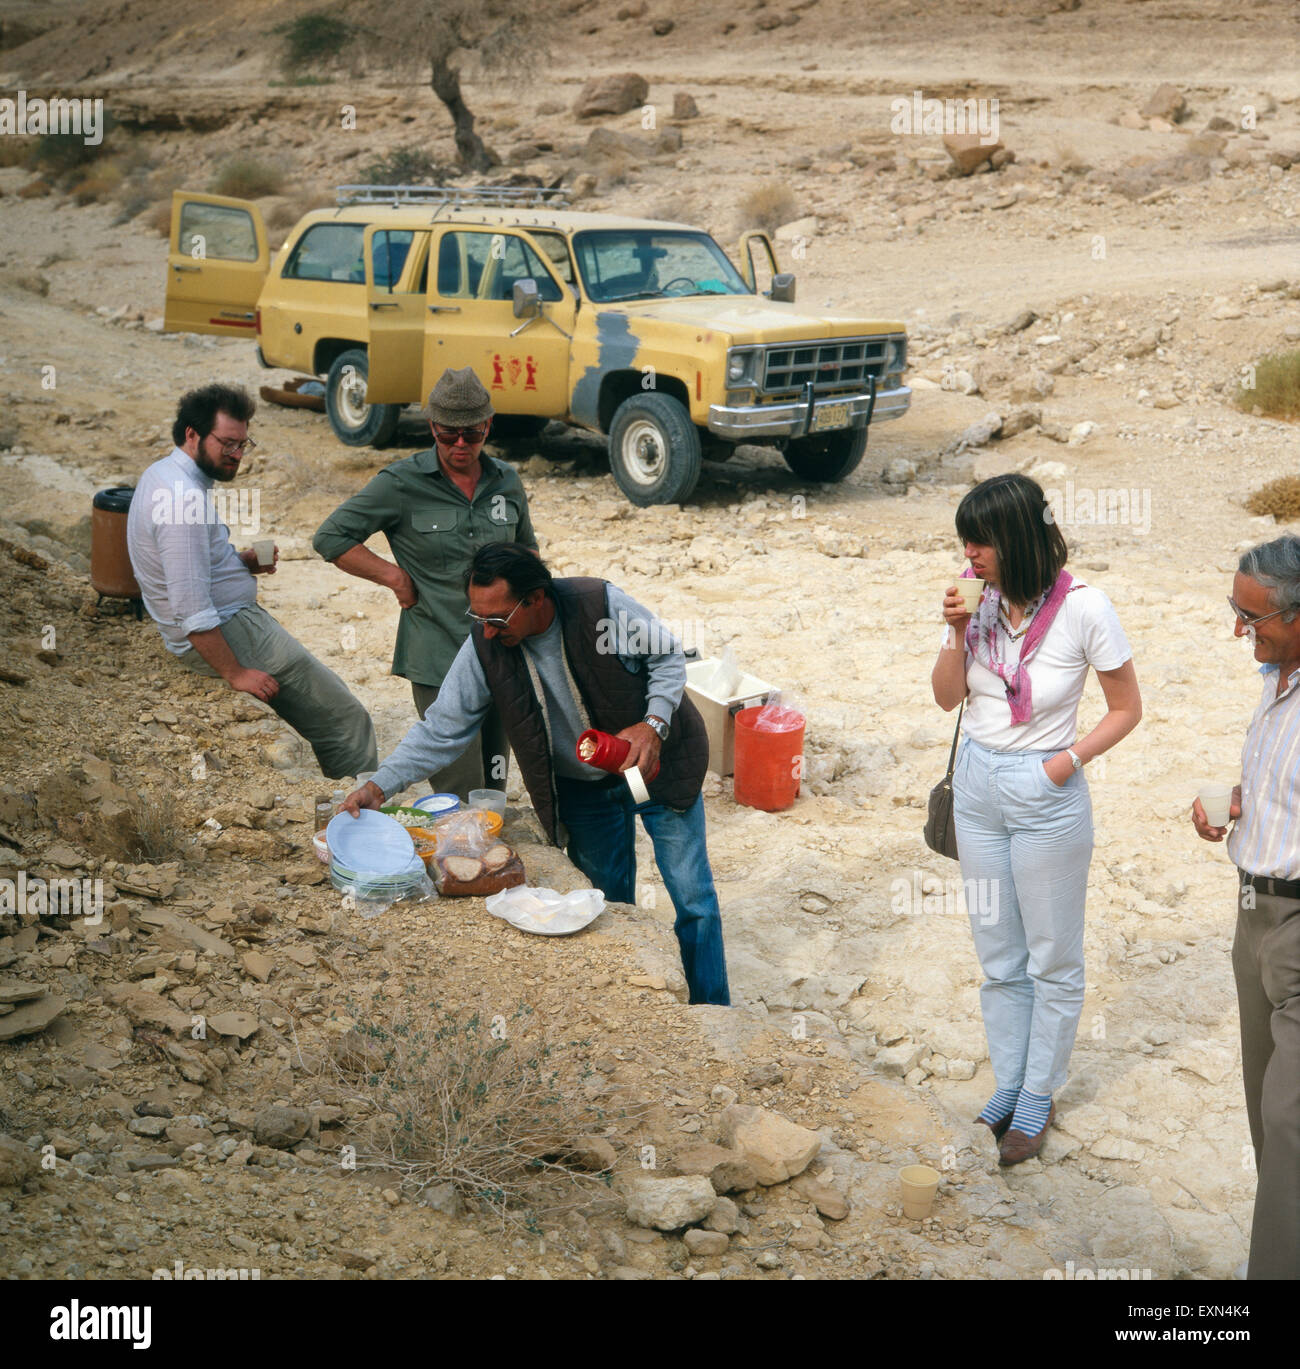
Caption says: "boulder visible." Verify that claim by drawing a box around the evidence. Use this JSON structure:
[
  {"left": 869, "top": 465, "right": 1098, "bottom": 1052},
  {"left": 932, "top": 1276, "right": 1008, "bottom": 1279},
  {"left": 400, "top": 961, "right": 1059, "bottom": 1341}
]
[
  {"left": 563, "top": 1135, "right": 617, "bottom": 1172},
  {"left": 719, "top": 1104, "right": 821, "bottom": 1186},
  {"left": 792, "top": 1174, "right": 850, "bottom": 1220},
  {"left": 620, "top": 1173, "right": 717, "bottom": 1230},
  {"left": 683, "top": 1228, "right": 728, "bottom": 1255},
  {"left": 665, "top": 1140, "right": 758, "bottom": 1194},
  {"left": 943, "top": 133, "right": 1003, "bottom": 176},
  {"left": 0, "top": 1134, "right": 38, "bottom": 1186},
  {"left": 703, "top": 1195, "right": 741, "bottom": 1233},
  {"left": 1141, "top": 84, "right": 1186, "bottom": 122},
  {"left": 574, "top": 73, "right": 649, "bottom": 119},
  {"left": 253, "top": 1105, "right": 310, "bottom": 1150},
  {"left": 0, "top": 991, "right": 66, "bottom": 1040},
  {"left": 672, "top": 92, "right": 699, "bottom": 120}
]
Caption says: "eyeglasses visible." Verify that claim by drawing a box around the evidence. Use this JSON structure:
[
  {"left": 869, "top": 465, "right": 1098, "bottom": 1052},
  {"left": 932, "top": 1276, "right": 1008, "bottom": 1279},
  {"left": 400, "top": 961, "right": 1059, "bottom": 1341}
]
[
  {"left": 1228, "top": 596, "right": 1289, "bottom": 627},
  {"left": 465, "top": 598, "right": 523, "bottom": 630},
  {"left": 208, "top": 435, "right": 257, "bottom": 456},
  {"left": 432, "top": 424, "right": 489, "bottom": 446}
]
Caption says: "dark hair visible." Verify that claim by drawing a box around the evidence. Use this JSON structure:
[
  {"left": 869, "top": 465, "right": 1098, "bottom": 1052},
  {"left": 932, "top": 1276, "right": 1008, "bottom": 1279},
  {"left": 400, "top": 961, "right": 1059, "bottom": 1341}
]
[
  {"left": 464, "top": 542, "right": 553, "bottom": 599},
  {"left": 955, "top": 473, "right": 1067, "bottom": 605},
  {"left": 172, "top": 383, "right": 256, "bottom": 446}
]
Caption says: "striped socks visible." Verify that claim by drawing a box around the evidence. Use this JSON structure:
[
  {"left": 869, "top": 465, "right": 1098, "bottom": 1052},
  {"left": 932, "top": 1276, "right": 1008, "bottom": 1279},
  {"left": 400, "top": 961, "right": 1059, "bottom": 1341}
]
[
  {"left": 1009, "top": 1089, "right": 1052, "bottom": 1136},
  {"left": 977, "top": 1086, "right": 1020, "bottom": 1128}
]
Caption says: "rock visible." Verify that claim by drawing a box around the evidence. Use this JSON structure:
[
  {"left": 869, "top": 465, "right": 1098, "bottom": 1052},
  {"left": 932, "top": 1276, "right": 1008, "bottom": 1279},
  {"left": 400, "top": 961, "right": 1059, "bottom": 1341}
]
[
  {"left": 719, "top": 1104, "right": 821, "bottom": 1186},
  {"left": 418, "top": 1181, "right": 465, "bottom": 1216},
  {"left": 666, "top": 1141, "right": 759, "bottom": 1194},
  {"left": 1068, "top": 421, "right": 1100, "bottom": 446},
  {"left": 792, "top": 1175, "right": 850, "bottom": 1220},
  {"left": 710, "top": 1084, "right": 738, "bottom": 1107},
  {"left": 1188, "top": 132, "right": 1227, "bottom": 158},
  {"left": 1000, "top": 404, "right": 1041, "bottom": 437},
  {"left": 573, "top": 73, "right": 649, "bottom": 119},
  {"left": 774, "top": 215, "right": 817, "bottom": 242},
  {"left": 253, "top": 1105, "right": 310, "bottom": 1150},
  {"left": 0, "top": 992, "right": 66, "bottom": 1040},
  {"left": 207, "top": 1010, "right": 259, "bottom": 1040},
  {"left": 128, "top": 1117, "right": 168, "bottom": 1138},
  {"left": 947, "top": 1058, "right": 977, "bottom": 1081},
  {"left": 953, "top": 412, "right": 1003, "bottom": 450},
  {"left": 943, "top": 133, "right": 1004, "bottom": 175},
  {"left": 672, "top": 92, "right": 699, "bottom": 120},
  {"left": 745, "top": 1062, "right": 783, "bottom": 1089},
  {"left": 620, "top": 1173, "right": 717, "bottom": 1230},
  {"left": 1090, "top": 1134, "right": 1145, "bottom": 1162},
  {"left": 0, "top": 980, "right": 45, "bottom": 1004},
  {"left": 241, "top": 951, "right": 272, "bottom": 982},
  {"left": 683, "top": 1228, "right": 728, "bottom": 1256},
  {"left": 703, "top": 1195, "right": 741, "bottom": 1233},
  {"left": 651, "top": 17, "right": 674, "bottom": 35},
  {"left": 875, "top": 1040, "right": 924, "bottom": 1076},
  {"left": 0, "top": 1134, "right": 38, "bottom": 1186},
  {"left": 106, "top": 985, "right": 189, "bottom": 1035},
  {"left": 563, "top": 1135, "right": 617, "bottom": 1172},
  {"left": 127, "top": 1153, "right": 178, "bottom": 1171},
  {"left": 1141, "top": 84, "right": 1185, "bottom": 123},
  {"left": 1010, "top": 369, "right": 1055, "bottom": 402},
  {"left": 1007, "top": 309, "right": 1037, "bottom": 333},
  {"left": 881, "top": 457, "right": 918, "bottom": 486},
  {"left": 1117, "top": 110, "right": 1146, "bottom": 131}
]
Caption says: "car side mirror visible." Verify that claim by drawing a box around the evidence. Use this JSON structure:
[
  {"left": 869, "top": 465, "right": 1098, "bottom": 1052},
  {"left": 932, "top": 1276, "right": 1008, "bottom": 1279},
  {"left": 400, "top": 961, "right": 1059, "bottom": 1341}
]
[
  {"left": 770, "top": 273, "right": 796, "bottom": 303},
  {"left": 512, "top": 278, "right": 541, "bottom": 318}
]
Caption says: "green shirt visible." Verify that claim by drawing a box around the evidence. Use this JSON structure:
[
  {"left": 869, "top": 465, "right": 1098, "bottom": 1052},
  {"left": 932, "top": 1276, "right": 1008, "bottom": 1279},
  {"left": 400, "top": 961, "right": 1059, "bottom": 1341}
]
[{"left": 312, "top": 450, "right": 537, "bottom": 687}]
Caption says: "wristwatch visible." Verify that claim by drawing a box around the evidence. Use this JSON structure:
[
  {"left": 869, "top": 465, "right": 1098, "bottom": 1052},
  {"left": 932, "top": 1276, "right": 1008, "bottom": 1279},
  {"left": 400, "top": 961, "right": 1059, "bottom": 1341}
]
[
  {"left": 1066, "top": 749, "right": 1084, "bottom": 772},
  {"left": 644, "top": 714, "right": 670, "bottom": 742}
]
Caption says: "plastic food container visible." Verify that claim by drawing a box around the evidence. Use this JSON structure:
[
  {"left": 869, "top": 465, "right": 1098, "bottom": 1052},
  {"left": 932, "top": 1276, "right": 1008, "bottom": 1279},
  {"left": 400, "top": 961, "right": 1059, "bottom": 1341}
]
[
  {"left": 312, "top": 831, "right": 330, "bottom": 864},
  {"left": 412, "top": 792, "right": 461, "bottom": 819}
]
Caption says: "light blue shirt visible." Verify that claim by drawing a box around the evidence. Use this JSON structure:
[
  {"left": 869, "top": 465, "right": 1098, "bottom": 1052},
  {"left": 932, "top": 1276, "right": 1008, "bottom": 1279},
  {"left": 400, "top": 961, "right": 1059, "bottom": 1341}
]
[
  {"left": 372, "top": 585, "right": 685, "bottom": 800},
  {"left": 126, "top": 448, "right": 257, "bottom": 655}
]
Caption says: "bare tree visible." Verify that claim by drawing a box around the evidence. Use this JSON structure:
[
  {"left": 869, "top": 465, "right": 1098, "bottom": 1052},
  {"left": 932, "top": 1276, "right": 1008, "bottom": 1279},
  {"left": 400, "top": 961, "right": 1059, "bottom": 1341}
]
[{"left": 346, "top": 0, "right": 550, "bottom": 173}]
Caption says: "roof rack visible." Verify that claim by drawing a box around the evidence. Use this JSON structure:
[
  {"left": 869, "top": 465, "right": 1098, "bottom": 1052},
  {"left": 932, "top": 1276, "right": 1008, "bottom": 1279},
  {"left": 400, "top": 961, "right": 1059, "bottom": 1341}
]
[{"left": 335, "top": 184, "right": 571, "bottom": 209}]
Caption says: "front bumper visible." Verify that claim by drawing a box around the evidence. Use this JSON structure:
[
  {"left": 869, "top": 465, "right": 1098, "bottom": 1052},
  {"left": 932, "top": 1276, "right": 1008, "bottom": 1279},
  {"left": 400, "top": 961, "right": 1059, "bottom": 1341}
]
[{"left": 707, "top": 382, "right": 911, "bottom": 440}]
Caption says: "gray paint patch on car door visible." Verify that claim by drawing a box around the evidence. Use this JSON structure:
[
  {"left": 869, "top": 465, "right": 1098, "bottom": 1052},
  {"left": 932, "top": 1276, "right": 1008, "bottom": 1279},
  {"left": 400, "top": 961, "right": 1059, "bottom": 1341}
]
[{"left": 570, "top": 312, "right": 640, "bottom": 431}]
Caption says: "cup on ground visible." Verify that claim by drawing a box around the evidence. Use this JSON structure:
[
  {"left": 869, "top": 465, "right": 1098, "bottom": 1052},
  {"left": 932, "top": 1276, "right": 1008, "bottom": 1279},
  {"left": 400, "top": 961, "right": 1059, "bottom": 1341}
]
[{"left": 899, "top": 1164, "right": 941, "bottom": 1220}]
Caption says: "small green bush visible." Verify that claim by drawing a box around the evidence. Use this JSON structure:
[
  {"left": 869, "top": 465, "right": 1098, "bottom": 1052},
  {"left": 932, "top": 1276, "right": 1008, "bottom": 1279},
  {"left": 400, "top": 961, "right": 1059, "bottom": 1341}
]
[
  {"left": 272, "top": 12, "right": 355, "bottom": 73},
  {"left": 1236, "top": 349, "right": 1300, "bottom": 422},
  {"left": 360, "top": 145, "right": 448, "bottom": 186}
]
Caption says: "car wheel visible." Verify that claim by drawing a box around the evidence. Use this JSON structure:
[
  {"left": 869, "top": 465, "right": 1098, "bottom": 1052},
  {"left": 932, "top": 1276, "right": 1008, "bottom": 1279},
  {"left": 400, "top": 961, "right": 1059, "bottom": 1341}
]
[
  {"left": 325, "top": 348, "right": 401, "bottom": 448},
  {"left": 607, "top": 392, "right": 702, "bottom": 506},
  {"left": 781, "top": 425, "right": 868, "bottom": 482}
]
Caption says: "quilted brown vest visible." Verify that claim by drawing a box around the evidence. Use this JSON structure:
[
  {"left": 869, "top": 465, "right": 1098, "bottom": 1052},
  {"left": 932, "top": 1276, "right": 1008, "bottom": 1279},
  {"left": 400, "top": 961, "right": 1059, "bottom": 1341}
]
[{"left": 472, "top": 577, "right": 709, "bottom": 845}]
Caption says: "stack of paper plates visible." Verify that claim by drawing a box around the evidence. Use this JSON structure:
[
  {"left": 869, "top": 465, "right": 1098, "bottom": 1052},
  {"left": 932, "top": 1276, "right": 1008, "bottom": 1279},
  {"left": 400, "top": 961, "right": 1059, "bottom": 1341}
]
[{"left": 325, "top": 809, "right": 425, "bottom": 899}]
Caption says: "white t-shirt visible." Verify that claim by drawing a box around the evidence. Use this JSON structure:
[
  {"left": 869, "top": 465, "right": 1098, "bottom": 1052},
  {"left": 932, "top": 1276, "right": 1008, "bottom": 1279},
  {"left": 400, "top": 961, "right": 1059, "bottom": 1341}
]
[{"left": 960, "top": 584, "right": 1131, "bottom": 752}]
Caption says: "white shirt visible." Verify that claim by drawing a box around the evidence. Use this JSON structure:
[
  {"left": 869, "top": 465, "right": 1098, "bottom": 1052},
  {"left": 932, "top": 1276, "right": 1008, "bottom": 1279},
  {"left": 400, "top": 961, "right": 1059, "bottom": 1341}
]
[
  {"left": 126, "top": 448, "right": 258, "bottom": 655},
  {"left": 1228, "top": 664, "right": 1300, "bottom": 881},
  {"left": 961, "top": 584, "right": 1131, "bottom": 752}
]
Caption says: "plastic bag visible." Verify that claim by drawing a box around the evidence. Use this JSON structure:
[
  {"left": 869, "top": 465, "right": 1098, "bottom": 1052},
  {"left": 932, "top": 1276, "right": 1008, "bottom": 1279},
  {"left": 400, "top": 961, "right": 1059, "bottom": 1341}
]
[
  {"left": 485, "top": 885, "right": 605, "bottom": 936},
  {"left": 711, "top": 645, "right": 743, "bottom": 698},
  {"left": 754, "top": 689, "right": 805, "bottom": 733},
  {"left": 333, "top": 867, "right": 437, "bottom": 919},
  {"left": 431, "top": 812, "right": 525, "bottom": 897}
]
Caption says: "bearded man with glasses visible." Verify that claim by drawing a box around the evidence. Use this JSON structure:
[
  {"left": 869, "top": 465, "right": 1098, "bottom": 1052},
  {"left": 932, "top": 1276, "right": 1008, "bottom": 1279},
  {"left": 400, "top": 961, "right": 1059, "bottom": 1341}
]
[
  {"left": 126, "top": 383, "right": 377, "bottom": 779},
  {"left": 314, "top": 367, "right": 537, "bottom": 801},
  {"left": 1192, "top": 534, "right": 1300, "bottom": 1279}
]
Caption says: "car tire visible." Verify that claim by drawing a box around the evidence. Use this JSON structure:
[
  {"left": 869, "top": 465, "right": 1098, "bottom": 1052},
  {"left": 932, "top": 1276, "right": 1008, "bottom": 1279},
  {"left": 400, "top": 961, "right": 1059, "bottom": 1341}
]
[
  {"left": 607, "top": 392, "right": 702, "bottom": 506},
  {"left": 325, "top": 348, "right": 401, "bottom": 448},
  {"left": 781, "top": 424, "right": 868, "bottom": 483}
]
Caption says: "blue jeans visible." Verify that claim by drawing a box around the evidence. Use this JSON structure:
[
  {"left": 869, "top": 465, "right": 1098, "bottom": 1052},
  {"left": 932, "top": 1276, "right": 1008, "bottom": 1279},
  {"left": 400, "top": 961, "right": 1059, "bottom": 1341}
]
[
  {"left": 952, "top": 737, "right": 1093, "bottom": 1095},
  {"left": 556, "top": 775, "right": 730, "bottom": 1005}
]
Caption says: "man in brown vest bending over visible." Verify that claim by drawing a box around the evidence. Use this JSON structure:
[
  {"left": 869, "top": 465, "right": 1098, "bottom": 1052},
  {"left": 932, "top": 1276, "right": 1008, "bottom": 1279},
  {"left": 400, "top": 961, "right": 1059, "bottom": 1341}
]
[{"left": 341, "top": 542, "right": 729, "bottom": 1005}]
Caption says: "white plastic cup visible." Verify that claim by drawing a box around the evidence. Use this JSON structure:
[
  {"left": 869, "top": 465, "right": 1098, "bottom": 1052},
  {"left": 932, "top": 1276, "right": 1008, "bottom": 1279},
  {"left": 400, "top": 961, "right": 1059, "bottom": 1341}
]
[
  {"left": 954, "top": 578, "right": 985, "bottom": 614},
  {"left": 1198, "top": 782, "right": 1234, "bottom": 828},
  {"left": 469, "top": 788, "right": 507, "bottom": 818},
  {"left": 900, "top": 1164, "right": 941, "bottom": 1220},
  {"left": 253, "top": 539, "right": 275, "bottom": 567}
]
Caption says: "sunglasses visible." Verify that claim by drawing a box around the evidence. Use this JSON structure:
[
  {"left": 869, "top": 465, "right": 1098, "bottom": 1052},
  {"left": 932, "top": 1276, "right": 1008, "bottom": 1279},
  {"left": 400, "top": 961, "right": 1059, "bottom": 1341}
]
[
  {"left": 432, "top": 424, "right": 489, "bottom": 446},
  {"left": 465, "top": 598, "right": 524, "bottom": 630}
]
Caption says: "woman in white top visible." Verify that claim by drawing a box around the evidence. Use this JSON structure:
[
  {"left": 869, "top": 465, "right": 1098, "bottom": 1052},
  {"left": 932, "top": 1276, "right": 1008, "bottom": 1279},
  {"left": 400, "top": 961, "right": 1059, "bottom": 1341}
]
[{"left": 931, "top": 474, "right": 1142, "bottom": 1165}]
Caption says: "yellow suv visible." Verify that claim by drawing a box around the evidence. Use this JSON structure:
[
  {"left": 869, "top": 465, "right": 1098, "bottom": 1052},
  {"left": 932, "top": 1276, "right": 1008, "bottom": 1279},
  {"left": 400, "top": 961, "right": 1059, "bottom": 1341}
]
[{"left": 164, "top": 185, "right": 909, "bottom": 505}]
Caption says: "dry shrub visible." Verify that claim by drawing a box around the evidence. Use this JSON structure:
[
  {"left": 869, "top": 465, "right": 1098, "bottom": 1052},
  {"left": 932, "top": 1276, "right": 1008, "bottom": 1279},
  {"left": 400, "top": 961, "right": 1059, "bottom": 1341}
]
[
  {"left": 1052, "top": 141, "right": 1092, "bottom": 175},
  {"left": 311, "top": 996, "right": 636, "bottom": 1227},
  {"left": 94, "top": 789, "right": 189, "bottom": 863},
  {"left": 1236, "top": 350, "right": 1300, "bottom": 421},
  {"left": 1246, "top": 474, "right": 1300, "bottom": 522},
  {"left": 211, "top": 157, "right": 285, "bottom": 199},
  {"left": 266, "top": 189, "right": 335, "bottom": 232},
  {"left": 738, "top": 182, "right": 798, "bottom": 233},
  {"left": 0, "top": 138, "right": 33, "bottom": 168},
  {"left": 70, "top": 160, "right": 124, "bottom": 205}
]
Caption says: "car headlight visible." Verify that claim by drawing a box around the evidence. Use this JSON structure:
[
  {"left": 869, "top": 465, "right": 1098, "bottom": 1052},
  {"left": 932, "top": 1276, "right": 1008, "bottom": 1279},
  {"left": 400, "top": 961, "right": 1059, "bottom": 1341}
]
[{"left": 727, "top": 348, "right": 758, "bottom": 385}]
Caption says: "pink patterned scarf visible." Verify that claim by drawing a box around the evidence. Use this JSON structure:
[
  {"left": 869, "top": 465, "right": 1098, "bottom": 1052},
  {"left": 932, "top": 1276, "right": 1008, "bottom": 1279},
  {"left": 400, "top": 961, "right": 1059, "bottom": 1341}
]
[{"left": 964, "top": 568, "right": 1077, "bottom": 725}]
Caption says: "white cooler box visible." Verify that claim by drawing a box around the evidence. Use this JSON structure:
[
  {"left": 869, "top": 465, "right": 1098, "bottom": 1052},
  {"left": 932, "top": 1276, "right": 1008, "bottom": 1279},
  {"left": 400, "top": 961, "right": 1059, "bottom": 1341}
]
[{"left": 684, "top": 658, "right": 773, "bottom": 777}]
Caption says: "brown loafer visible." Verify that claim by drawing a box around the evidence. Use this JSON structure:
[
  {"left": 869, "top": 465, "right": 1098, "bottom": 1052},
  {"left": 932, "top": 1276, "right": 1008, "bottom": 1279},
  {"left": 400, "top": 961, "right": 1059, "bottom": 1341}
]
[
  {"left": 975, "top": 1113, "right": 1014, "bottom": 1141},
  {"left": 998, "top": 1102, "right": 1055, "bottom": 1166}
]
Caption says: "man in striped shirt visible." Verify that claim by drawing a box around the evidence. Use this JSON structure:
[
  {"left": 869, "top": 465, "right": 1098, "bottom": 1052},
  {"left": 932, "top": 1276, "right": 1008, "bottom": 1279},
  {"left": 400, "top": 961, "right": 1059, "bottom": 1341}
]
[{"left": 1193, "top": 534, "right": 1300, "bottom": 1279}]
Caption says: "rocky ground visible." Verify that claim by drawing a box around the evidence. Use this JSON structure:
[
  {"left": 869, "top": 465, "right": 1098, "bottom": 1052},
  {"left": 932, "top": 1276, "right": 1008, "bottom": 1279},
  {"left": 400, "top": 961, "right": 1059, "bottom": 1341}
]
[{"left": 1, "top": 0, "right": 1299, "bottom": 1282}]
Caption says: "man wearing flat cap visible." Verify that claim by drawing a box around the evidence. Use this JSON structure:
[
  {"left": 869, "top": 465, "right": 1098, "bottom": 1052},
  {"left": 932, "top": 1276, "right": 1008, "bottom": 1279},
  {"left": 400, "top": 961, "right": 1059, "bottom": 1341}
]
[{"left": 314, "top": 367, "right": 537, "bottom": 798}]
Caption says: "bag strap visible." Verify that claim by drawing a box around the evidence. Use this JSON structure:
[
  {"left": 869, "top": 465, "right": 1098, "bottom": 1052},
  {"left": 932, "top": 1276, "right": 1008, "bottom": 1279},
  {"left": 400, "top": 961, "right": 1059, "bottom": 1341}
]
[{"left": 944, "top": 700, "right": 964, "bottom": 779}]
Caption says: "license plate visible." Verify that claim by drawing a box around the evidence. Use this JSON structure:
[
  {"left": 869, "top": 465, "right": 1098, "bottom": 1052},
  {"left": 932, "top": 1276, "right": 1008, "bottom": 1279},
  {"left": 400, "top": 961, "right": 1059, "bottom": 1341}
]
[{"left": 812, "top": 402, "right": 850, "bottom": 432}]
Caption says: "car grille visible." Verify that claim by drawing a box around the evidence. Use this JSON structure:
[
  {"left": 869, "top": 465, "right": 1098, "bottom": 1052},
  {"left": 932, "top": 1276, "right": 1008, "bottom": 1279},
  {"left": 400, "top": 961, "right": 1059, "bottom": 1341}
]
[{"left": 760, "top": 336, "right": 899, "bottom": 396}]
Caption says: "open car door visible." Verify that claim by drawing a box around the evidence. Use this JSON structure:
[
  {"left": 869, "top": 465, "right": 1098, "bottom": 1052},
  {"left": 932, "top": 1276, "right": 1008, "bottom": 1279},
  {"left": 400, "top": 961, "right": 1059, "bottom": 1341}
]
[
  {"left": 163, "top": 191, "right": 269, "bottom": 337},
  {"left": 361, "top": 224, "right": 431, "bottom": 405}
]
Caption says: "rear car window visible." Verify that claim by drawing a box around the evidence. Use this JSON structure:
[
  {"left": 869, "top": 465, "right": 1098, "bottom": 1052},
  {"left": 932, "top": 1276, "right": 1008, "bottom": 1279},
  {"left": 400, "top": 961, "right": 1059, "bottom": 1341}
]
[{"left": 283, "top": 223, "right": 366, "bottom": 283}]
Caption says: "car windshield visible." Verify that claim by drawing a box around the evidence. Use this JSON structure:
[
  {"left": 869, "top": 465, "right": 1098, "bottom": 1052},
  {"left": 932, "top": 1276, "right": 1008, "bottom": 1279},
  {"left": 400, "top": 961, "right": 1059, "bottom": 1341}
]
[{"left": 573, "top": 230, "right": 749, "bottom": 303}]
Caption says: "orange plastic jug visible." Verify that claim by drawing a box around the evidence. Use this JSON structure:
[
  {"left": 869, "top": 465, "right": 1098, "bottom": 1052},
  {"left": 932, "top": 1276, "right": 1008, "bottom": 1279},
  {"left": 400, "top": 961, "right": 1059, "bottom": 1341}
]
[{"left": 733, "top": 705, "right": 804, "bottom": 811}]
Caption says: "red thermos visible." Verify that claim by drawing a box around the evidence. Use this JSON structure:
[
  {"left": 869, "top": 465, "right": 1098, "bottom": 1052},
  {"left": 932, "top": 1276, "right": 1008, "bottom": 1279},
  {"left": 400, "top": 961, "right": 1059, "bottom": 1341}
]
[{"left": 576, "top": 729, "right": 660, "bottom": 782}]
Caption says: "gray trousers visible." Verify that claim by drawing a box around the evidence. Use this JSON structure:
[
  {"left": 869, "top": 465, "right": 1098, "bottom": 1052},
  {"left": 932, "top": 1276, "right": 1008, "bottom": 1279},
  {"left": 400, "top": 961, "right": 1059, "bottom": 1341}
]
[
  {"left": 177, "top": 604, "right": 377, "bottom": 781},
  {"left": 411, "top": 681, "right": 509, "bottom": 803},
  {"left": 1233, "top": 872, "right": 1300, "bottom": 1280}
]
